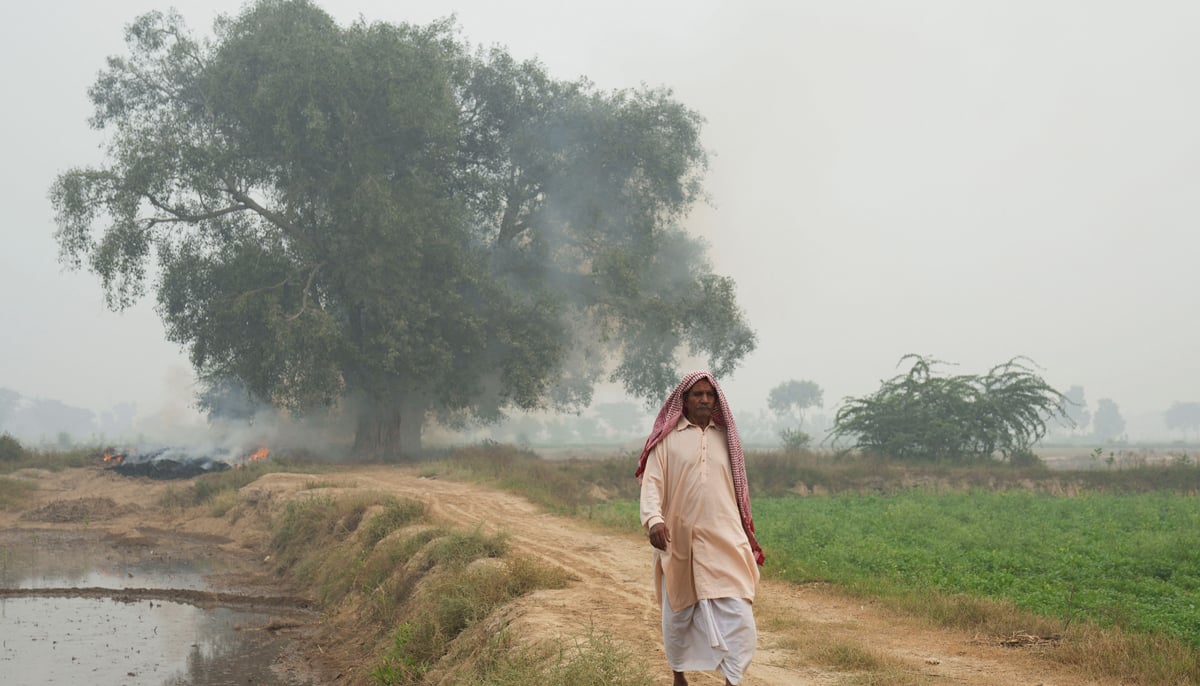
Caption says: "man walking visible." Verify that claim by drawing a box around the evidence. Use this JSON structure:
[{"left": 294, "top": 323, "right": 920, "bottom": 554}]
[{"left": 637, "top": 370, "right": 764, "bottom": 686}]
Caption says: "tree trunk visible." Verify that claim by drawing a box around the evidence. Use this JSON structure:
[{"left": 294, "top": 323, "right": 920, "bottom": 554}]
[{"left": 352, "top": 395, "right": 426, "bottom": 461}]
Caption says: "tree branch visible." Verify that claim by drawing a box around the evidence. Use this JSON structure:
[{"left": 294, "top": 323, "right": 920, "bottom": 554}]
[
  {"left": 143, "top": 193, "right": 247, "bottom": 227},
  {"left": 286, "top": 261, "right": 324, "bottom": 321},
  {"left": 497, "top": 168, "right": 532, "bottom": 244},
  {"left": 223, "top": 184, "right": 306, "bottom": 237}
]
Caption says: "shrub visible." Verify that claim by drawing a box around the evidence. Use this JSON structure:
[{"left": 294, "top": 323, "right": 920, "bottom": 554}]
[
  {"left": 831, "top": 355, "right": 1068, "bottom": 463},
  {"left": 779, "top": 427, "right": 812, "bottom": 451},
  {"left": 0, "top": 433, "right": 24, "bottom": 462}
]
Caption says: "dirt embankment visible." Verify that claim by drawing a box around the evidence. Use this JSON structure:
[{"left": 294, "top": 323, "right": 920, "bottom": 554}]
[{"left": 1, "top": 465, "right": 1100, "bottom": 685}]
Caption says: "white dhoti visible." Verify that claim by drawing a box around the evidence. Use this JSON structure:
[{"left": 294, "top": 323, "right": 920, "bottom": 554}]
[{"left": 661, "top": 579, "right": 757, "bottom": 685}]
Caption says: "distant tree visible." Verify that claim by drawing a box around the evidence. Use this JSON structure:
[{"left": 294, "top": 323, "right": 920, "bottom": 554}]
[
  {"left": 767, "top": 379, "right": 824, "bottom": 426},
  {"left": 767, "top": 379, "right": 823, "bottom": 450},
  {"left": 0, "top": 433, "right": 24, "bottom": 462},
  {"left": 6, "top": 399, "right": 96, "bottom": 444},
  {"left": 0, "top": 388, "right": 19, "bottom": 429},
  {"left": 734, "top": 408, "right": 777, "bottom": 446},
  {"left": 1164, "top": 401, "right": 1200, "bottom": 442},
  {"left": 831, "top": 355, "right": 1067, "bottom": 463},
  {"left": 593, "top": 401, "right": 646, "bottom": 438},
  {"left": 1059, "top": 385, "right": 1091, "bottom": 436},
  {"left": 502, "top": 414, "right": 544, "bottom": 446},
  {"left": 198, "top": 377, "right": 264, "bottom": 422},
  {"left": 49, "top": 1, "right": 755, "bottom": 458},
  {"left": 98, "top": 401, "right": 138, "bottom": 438},
  {"left": 542, "top": 419, "right": 578, "bottom": 445},
  {"left": 1092, "top": 398, "right": 1126, "bottom": 442}
]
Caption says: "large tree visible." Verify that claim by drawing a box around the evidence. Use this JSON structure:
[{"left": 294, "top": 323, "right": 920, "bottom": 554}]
[{"left": 50, "top": 0, "right": 755, "bottom": 458}]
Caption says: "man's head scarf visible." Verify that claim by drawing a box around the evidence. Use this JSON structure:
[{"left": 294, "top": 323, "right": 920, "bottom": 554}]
[{"left": 636, "top": 370, "right": 764, "bottom": 566}]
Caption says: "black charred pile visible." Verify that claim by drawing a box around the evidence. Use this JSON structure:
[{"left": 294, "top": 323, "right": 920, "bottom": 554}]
[{"left": 109, "top": 447, "right": 232, "bottom": 480}]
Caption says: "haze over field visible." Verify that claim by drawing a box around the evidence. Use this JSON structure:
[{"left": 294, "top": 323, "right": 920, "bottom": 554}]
[{"left": 2, "top": 1, "right": 1197, "bottom": 442}]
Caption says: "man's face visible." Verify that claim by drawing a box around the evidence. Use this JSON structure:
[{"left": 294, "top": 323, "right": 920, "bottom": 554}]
[{"left": 684, "top": 378, "right": 717, "bottom": 426}]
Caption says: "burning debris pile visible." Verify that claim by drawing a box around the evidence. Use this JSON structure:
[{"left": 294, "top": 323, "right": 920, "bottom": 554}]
[{"left": 103, "top": 446, "right": 270, "bottom": 480}]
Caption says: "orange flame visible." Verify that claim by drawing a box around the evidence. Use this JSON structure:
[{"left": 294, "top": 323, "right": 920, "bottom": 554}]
[
  {"left": 103, "top": 450, "right": 125, "bottom": 464},
  {"left": 247, "top": 447, "right": 270, "bottom": 462}
]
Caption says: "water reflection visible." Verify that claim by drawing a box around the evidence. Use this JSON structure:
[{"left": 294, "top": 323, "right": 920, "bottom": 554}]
[
  {"left": 1, "top": 597, "right": 296, "bottom": 685},
  {"left": 0, "top": 530, "right": 215, "bottom": 590},
  {"left": 0, "top": 530, "right": 307, "bottom": 685}
]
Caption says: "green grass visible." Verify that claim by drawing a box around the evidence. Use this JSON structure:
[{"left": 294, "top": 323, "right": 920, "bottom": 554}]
[{"left": 596, "top": 491, "right": 1200, "bottom": 645}]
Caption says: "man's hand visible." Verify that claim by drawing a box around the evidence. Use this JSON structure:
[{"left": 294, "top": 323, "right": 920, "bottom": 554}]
[{"left": 648, "top": 522, "right": 671, "bottom": 551}]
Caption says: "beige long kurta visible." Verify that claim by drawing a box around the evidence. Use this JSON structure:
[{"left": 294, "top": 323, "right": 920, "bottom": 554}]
[{"left": 640, "top": 416, "right": 760, "bottom": 612}]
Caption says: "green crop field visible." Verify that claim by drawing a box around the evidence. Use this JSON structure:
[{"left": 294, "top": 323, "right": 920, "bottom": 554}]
[{"left": 601, "top": 492, "right": 1200, "bottom": 643}]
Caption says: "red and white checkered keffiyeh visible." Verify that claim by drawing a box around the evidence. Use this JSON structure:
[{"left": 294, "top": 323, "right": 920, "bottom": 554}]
[{"left": 636, "top": 370, "right": 764, "bottom": 566}]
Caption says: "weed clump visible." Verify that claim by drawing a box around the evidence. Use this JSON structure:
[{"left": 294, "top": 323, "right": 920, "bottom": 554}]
[{"left": 0, "top": 433, "right": 25, "bottom": 462}]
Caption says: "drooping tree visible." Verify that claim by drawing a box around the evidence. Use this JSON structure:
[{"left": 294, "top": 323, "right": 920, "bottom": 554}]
[
  {"left": 50, "top": 0, "right": 755, "bottom": 458},
  {"left": 831, "top": 355, "right": 1068, "bottom": 462}
]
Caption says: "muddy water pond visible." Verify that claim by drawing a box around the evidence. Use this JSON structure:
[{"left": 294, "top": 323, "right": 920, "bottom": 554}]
[{"left": 0, "top": 529, "right": 314, "bottom": 685}]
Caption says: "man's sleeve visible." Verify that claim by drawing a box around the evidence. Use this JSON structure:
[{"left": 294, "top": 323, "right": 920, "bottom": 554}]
[{"left": 640, "top": 442, "right": 666, "bottom": 531}]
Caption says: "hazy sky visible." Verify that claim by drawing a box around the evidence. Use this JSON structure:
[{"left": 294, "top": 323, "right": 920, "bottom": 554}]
[{"left": 2, "top": 0, "right": 1197, "bottom": 430}]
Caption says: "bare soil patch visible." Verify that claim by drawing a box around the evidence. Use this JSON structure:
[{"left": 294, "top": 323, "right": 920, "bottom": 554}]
[
  {"left": 1, "top": 465, "right": 1107, "bottom": 685},
  {"left": 20, "top": 496, "right": 140, "bottom": 522}
]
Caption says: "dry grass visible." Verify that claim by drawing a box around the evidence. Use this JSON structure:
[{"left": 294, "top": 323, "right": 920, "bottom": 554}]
[
  {"left": 422, "top": 443, "right": 640, "bottom": 514},
  {"left": 262, "top": 487, "right": 623, "bottom": 685},
  {"left": 0, "top": 476, "right": 37, "bottom": 509},
  {"left": 886, "top": 591, "right": 1200, "bottom": 684},
  {"left": 1048, "top": 624, "right": 1200, "bottom": 685},
  {"left": 840, "top": 669, "right": 937, "bottom": 685},
  {"left": 755, "top": 592, "right": 926, "bottom": 682},
  {"left": 447, "top": 624, "right": 654, "bottom": 686},
  {"left": 891, "top": 592, "right": 1064, "bottom": 639},
  {"left": 207, "top": 489, "right": 240, "bottom": 517},
  {"left": 0, "top": 447, "right": 92, "bottom": 472}
]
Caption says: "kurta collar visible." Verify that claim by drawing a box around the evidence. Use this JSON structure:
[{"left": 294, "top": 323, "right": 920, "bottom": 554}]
[{"left": 675, "top": 415, "right": 720, "bottom": 432}]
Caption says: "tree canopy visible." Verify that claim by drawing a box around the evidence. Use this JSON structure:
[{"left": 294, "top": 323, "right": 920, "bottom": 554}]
[
  {"left": 767, "top": 378, "right": 823, "bottom": 450},
  {"left": 1059, "top": 384, "right": 1090, "bottom": 435},
  {"left": 1092, "top": 398, "right": 1126, "bottom": 443},
  {"left": 50, "top": 0, "right": 755, "bottom": 457},
  {"left": 831, "top": 355, "right": 1068, "bottom": 463},
  {"left": 1165, "top": 401, "right": 1200, "bottom": 441},
  {"left": 767, "top": 379, "right": 823, "bottom": 424}
]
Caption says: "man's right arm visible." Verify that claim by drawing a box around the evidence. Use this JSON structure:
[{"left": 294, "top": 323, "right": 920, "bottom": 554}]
[{"left": 640, "top": 443, "right": 670, "bottom": 550}]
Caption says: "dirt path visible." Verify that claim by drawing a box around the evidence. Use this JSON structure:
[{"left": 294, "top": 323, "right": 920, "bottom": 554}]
[{"left": 1, "top": 465, "right": 1099, "bottom": 685}]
